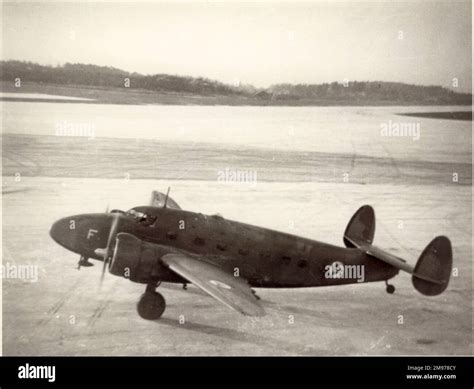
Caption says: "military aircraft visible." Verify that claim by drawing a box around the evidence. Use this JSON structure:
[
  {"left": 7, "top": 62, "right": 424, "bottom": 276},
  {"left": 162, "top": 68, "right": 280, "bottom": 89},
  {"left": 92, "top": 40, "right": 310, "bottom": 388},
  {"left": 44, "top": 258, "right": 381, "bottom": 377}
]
[{"left": 50, "top": 190, "right": 453, "bottom": 320}]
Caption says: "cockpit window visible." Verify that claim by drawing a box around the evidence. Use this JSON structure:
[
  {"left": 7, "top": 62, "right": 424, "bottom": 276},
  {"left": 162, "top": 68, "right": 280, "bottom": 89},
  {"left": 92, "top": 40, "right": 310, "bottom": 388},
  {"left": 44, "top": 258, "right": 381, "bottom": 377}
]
[
  {"left": 126, "top": 209, "right": 157, "bottom": 226},
  {"left": 127, "top": 209, "right": 145, "bottom": 219},
  {"left": 110, "top": 209, "right": 126, "bottom": 214}
]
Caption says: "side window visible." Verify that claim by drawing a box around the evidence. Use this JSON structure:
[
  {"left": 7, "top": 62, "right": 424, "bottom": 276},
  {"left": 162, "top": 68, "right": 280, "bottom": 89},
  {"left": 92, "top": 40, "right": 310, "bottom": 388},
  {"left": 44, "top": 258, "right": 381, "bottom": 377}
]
[
  {"left": 216, "top": 243, "right": 227, "bottom": 251},
  {"left": 297, "top": 259, "right": 308, "bottom": 268},
  {"left": 141, "top": 216, "right": 157, "bottom": 226},
  {"left": 238, "top": 248, "right": 249, "bottom": 256},
  {"left": 167, "top": 232, "right": 177, "bottom": 240},
  {"left": 194, "top": 237, "right": 206, "bottom": 246},
  {"left": 260, "top": 251, "right": 271, "bottom": 260}
]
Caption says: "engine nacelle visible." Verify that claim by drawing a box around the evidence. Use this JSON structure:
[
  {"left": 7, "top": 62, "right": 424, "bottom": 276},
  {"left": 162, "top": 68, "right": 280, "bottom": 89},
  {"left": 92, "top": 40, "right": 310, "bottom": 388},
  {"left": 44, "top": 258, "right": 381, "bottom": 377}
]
[{"left": 109, "top": 233, "right": 171, "bottom": 283}]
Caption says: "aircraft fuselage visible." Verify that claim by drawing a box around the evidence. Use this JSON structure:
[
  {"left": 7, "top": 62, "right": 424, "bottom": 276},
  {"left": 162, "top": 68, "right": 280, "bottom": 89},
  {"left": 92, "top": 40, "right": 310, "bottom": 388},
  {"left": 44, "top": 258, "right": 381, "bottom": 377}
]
[{"left": 50, "top": 206, "right": 399, "bottom": 288}]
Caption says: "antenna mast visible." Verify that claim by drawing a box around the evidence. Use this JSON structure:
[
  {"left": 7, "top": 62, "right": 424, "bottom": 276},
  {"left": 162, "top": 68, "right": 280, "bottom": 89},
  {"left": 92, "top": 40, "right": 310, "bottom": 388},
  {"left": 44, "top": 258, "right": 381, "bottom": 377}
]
[{"left": 163, "top": 187, "right": 171, "bottom": 208}]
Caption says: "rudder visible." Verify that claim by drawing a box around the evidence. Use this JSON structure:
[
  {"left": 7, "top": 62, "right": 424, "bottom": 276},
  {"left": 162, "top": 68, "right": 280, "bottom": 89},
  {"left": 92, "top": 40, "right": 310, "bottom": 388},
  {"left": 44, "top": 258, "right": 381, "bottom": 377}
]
[{"left": 412, "top": 236, "right": 452, "bottom": 296}]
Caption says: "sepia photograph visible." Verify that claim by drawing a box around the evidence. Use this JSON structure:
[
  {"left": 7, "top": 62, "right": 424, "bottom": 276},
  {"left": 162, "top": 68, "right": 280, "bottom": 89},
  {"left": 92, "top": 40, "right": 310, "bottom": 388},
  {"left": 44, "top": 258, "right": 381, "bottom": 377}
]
[{"left": 1, "top": 0, "right": 472, "bottom": 364}]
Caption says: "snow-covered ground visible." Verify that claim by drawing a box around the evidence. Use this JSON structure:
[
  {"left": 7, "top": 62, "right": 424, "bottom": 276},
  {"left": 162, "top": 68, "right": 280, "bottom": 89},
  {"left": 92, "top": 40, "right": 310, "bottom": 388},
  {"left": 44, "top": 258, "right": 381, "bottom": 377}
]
[
  {"left": 0, "top": 92, "right": 95, "bottom": 101},
  {"left": 2, "top": 177, "right": 471, "bottom": 355}
]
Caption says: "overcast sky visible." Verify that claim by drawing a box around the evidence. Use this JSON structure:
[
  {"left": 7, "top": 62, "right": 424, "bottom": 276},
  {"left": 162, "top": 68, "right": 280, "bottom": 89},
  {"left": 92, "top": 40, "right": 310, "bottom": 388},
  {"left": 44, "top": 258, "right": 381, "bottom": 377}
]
[{"left": 2, "top": 1, "right": 472, "bottom": 92}]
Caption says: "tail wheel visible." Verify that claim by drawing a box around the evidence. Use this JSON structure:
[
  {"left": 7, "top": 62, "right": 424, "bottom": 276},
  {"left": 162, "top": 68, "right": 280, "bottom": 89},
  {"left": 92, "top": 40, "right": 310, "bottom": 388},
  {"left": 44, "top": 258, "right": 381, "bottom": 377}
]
[
  {"left": 386, "top": 284, "right": 395, "bottom": 294},
  {"left": 137, "top": 291, "right": 166, "bottom": 320}
]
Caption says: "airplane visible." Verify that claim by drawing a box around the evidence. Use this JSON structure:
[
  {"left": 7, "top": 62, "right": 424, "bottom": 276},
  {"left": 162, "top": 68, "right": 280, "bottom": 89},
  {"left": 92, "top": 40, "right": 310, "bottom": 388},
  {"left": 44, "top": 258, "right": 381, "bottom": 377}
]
[{"left": 49, "top": 190, "right": 453, "bottom": 320}]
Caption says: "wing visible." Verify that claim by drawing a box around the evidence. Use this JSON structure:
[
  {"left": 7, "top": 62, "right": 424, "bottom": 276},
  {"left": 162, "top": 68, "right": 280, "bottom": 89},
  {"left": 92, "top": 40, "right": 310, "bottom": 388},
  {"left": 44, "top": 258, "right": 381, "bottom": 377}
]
[
  {"left": 150, "top": 190, "right": 181, "bottom": 209},
  {"left": 161, "top": 253, "right": 264, "bottom": 316}
]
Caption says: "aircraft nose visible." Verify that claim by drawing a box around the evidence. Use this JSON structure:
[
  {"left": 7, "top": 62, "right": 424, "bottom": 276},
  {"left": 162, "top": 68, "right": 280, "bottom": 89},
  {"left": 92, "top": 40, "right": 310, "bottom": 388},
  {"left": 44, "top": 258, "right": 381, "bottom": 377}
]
[
  {"left": 50, "top": 214, "right": 112, "bottom": 259},
  {"left": 50, "top": 217, "right": 73, "bottom": 247}
]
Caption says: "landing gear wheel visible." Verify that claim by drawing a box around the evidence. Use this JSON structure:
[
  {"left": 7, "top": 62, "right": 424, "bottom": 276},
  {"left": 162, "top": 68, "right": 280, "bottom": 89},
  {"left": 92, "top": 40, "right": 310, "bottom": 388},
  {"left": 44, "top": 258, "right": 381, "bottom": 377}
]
[
  {"left": 137, "top": 291, "right": 166, "bottom": 320},
  {"left": 386, "top": 283, "right": 395, "bottom": 294}
]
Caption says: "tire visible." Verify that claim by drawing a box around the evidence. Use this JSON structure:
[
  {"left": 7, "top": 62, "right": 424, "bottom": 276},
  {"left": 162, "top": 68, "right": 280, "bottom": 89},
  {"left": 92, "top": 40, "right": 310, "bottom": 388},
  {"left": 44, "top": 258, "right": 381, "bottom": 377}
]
[
  {"left": 386, "top": 284, "right": 395, "bottom": 294},
  {"left": 137, "top": 291, "right": 166, "bottom": 320}
]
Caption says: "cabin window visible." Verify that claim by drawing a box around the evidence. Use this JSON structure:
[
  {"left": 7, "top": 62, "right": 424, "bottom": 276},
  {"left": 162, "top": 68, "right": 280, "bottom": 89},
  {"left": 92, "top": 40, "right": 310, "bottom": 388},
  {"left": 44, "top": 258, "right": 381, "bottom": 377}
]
[
  {"left": 194, "top": 237, "right": 206, "bottom": 246},
  {"left": 216, "top": 243, "right": 227, "bottom": 251},
  {"left": 167, "top": 232, "right": 177, "bottom": 240},
  {"left": 297, "top": 259, "right": 308, "bottom": 268},
  {"left": 281, "top": 255, "right": 291, "bottom": 265},
  {"left": 260, "top": 252, "right": 271, "bottom": 260}
]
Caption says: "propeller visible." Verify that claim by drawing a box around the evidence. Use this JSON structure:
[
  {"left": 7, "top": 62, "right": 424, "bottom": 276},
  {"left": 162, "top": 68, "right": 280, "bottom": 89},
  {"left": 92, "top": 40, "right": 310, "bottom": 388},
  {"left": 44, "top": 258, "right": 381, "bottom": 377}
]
[
  {"left": 95, "top": 211, "right": 120, "bottom": 287},
  {"left": 87, "top": 205, "right": 121, "bottom": 285}
]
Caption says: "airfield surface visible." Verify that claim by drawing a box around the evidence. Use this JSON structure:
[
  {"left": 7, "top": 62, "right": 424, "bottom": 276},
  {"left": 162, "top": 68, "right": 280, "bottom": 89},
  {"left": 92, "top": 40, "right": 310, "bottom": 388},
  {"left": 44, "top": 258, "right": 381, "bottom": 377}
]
[
  {"left": 2, "top": 163, "right": 471, "bottom": 356},
  {"left": 2, "top": 102, "right": 472, "bottom": 355}
]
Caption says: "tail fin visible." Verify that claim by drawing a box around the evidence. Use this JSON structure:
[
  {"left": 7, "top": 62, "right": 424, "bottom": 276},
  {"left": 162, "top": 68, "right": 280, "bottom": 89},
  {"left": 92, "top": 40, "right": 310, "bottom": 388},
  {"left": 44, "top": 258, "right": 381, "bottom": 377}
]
[
  {"left": 150, "top": 190, "right": 181, "bottom": 210},
  {"left": 412, "top": 236, "right": 452, "bottom": 296},
  {"left": 344, "top": 205, "right": 375, "bottom": 248}
]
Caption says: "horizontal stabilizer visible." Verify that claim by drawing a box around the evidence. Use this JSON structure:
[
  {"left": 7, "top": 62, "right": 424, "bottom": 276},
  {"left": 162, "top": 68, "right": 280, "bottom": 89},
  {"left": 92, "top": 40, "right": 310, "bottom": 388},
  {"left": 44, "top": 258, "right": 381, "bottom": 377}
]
[
  {"left": 365, "top": 244, "right": 414, "bottom": 274},
  {"left": 359, "top": 237, "right": 452, "bottom": 296}
]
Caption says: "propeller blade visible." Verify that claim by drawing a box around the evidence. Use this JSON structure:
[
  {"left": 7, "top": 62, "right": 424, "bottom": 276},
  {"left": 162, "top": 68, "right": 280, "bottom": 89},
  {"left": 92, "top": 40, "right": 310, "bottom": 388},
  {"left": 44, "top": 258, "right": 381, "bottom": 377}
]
[
  {"left": 100, "top": 259, "right": 107, "bottom": 285},
  {"left": 105, "top": 213, "right": 120, "bottom": 254},
  {"left": 96, "top": 212, "right": 120, "bottom": 287}
]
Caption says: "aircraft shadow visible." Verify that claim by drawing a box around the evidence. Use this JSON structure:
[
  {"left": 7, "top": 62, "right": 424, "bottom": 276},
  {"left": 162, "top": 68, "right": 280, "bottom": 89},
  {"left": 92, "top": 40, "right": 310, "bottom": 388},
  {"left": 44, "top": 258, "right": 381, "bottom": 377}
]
[{"left": 157, "top": 317, "right": 326, "bottom": 356}]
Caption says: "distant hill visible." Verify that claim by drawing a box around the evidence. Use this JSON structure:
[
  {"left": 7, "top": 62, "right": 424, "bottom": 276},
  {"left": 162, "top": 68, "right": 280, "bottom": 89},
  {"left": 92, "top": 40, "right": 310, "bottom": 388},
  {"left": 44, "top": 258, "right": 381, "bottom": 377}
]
[
  {"left": 0, "top": 60, "right": 242, "bottom": 96},
  {"left": 0, "top": 60, "right": 471, "bottom": 105},
  {"left": 268, "top": 82, "right": 471, "bottom": 105}
]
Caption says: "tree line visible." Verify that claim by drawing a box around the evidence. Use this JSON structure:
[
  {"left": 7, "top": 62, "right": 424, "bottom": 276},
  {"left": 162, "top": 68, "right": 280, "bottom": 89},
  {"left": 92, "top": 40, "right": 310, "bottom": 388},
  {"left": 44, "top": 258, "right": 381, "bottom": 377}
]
[{"left": 1, "top": 60, "right": 471, "bottom": 104}]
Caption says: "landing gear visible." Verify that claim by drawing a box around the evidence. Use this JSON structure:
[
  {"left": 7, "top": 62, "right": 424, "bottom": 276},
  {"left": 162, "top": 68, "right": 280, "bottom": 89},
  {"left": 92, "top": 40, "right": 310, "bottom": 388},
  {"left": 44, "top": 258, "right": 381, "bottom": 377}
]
[
  {"left": 77, "top": 256, "right": 93, "bottom": 270},
  {"left": 385, "top": 281, "right": 396, "bottom": 294},
  {"left": 137, "top": 283, "right": 166, "bottom": 320}
]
